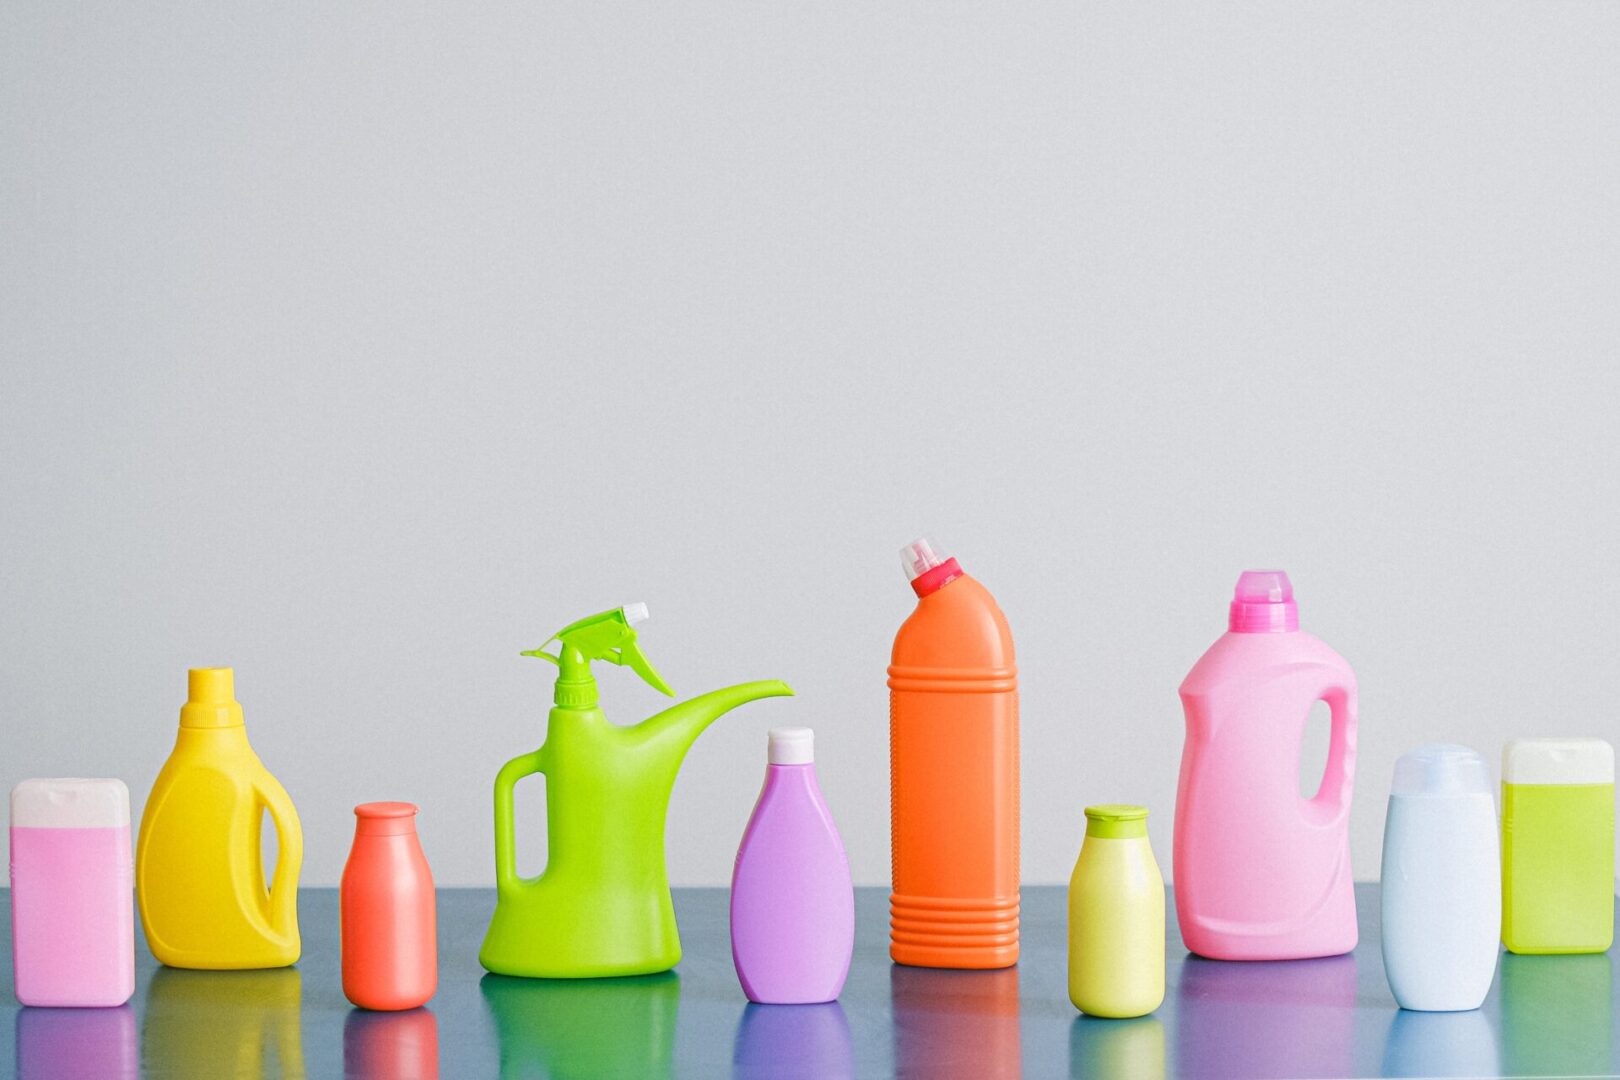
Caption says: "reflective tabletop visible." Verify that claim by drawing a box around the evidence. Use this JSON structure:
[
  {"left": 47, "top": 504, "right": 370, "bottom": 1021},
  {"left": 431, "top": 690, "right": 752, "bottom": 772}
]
[{"left": 1, "top": 885, "right": 1615, "bottom": 1078}]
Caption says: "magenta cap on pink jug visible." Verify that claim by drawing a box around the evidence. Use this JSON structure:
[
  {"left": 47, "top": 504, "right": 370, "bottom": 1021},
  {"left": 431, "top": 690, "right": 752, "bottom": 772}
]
[{"left": 1229, "top": 570, "right": 1300, "bottom": 633}]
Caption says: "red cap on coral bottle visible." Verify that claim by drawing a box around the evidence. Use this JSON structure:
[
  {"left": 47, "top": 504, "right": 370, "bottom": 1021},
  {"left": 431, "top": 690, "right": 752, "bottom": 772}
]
[{"left": 901, "top": 537, "right": 964, "bottom": 597}]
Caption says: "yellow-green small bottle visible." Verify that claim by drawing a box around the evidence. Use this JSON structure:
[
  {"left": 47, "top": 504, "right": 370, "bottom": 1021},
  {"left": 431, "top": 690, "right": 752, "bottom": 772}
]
[
  {"left": 1068, "top": 804, "right": 1165, "bottom": 1018},
  {"left": 1501, "top": 738, "right": 1614, "bottom": 954}
]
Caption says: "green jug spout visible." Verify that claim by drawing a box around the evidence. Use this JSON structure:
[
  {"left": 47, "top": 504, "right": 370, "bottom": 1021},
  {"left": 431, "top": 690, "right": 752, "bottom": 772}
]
[{"left": 637, "top": 679, "right": 795, "bottom": 760}]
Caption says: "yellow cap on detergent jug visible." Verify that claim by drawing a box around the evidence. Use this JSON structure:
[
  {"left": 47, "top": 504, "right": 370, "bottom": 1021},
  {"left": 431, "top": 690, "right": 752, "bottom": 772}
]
[{"left": 180, "top": 668, "right": 245, "bottom": 729}]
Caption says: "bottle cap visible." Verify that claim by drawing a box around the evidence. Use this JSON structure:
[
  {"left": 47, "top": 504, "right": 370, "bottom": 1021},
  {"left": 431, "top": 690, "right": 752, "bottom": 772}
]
[
  {"left": 1084, "top": 803, "right": 1149, "bottom": 839},
  {"left": 354, "top": 801, "right": 420, "bottom": 835},
  {"left": 1391, "top": 744, "right": 1493, "bottom": 797},
  {"left": 11, "top": 778, "right": 130, "bottom": 829},
  {"left": 900, "top": 537, "right": 964, "bottom": 597},
  {"left": 1228, "top": 570, "right": 1300, "bottom": 633},
  {"left": 1503, "top": 738, "right": 1614, "bottom": 785},
  {"left": 180, "top": 667, "right": 246, "bottom": 729},
  {"left": 768, "top": 727, "right": 814, "bottom": 765}
]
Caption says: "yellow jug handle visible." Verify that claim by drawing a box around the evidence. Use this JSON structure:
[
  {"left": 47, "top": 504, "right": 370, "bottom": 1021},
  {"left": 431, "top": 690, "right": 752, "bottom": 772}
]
[
  {"left": 493, "top": 749, "right": 544, "bottom": 896},
  {"left": 255, "top": 775, "right": 304, "bottom": 947}
]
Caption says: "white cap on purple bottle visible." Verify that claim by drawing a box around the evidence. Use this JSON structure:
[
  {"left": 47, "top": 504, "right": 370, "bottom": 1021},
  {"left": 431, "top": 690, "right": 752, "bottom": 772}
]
[{"left": 768, "top": 727, "right": 814, "bottom": 765}]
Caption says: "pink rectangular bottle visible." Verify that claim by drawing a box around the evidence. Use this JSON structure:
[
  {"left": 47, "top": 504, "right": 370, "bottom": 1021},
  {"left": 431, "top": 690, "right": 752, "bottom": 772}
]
[
  {"left": 1173, "top": 571, "right": 1358, "bottom": 961},
  {"left": 10, "top": 778, "right": 136, "bottom": 1006}
]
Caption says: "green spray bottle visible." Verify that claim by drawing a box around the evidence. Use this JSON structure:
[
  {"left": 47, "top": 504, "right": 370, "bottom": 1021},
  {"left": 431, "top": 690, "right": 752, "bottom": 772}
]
[{"left": 479, "top": 603, "right": 793, "bottom": 978}]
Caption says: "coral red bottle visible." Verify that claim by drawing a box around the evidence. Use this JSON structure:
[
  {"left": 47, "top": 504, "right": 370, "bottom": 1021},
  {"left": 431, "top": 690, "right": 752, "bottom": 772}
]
[
  {"left": 888, "top": 537, "right": 1019, "bottom": 969},
  {"left": 342, "top": 802, "right": 437, "bottom": 1010}
]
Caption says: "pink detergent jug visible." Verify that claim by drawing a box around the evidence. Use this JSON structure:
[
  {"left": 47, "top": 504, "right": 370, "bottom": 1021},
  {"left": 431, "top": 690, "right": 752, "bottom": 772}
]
[{"left": 1173, "top": 570, "right": 1358, "bottom": 960}]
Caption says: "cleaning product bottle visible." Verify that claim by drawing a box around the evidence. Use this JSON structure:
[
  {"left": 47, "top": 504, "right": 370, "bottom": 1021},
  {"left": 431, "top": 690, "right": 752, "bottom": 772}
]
[
  {"left": 889, "top": 537, "right": 1019, "bottom": 969},
  {"left": 136, "top": 668, "right": 302, "bottom": 969},
  {"left": 1068, "top": 804, "right": 1165, "bottom": 1019},
  {"left": 1500, "top": 737, "right": 1614, "bottom": 954},
  {"left": 730, "top": 727, "right": 855, "bottom": 1004},
  {"left": 1380, "top": 744, "right": 1500, "bottom": 1011},
  {"left": 1174, "top": 570, "right": 1358, "bottom": 961},
  {"left": 342, "top": 802, "right": 437, "bottom": 1011},
  {"left": 480, "top": 604, "right": 792, "bottom": 978},
  {"left": 10, "top": 778, "right": 135, "bottom": 1007}
]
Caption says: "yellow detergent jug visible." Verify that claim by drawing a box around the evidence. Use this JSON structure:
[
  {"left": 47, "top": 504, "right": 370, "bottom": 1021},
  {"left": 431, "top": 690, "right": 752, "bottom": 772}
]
[{"left": 136, "top": 668, "right": 302, "bottom": 969}]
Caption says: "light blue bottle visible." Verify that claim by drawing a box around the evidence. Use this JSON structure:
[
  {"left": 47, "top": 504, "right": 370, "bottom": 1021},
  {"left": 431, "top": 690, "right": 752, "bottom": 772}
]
[{"left": 1380, "top": 744, "right": 1500, "bottom": 1012}]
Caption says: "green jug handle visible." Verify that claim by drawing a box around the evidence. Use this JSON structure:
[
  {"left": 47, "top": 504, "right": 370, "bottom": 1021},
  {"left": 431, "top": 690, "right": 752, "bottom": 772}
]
[
  {"left": 254, "top": 774, "right": 303, "bottom": 945},
  {"left": 493, "top": 749, "right": 545, "bottom": 895}
]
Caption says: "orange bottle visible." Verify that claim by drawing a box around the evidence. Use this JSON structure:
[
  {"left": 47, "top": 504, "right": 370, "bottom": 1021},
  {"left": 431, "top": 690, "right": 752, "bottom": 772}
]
[
  {"left": 341, "top": 802, "right": 437, "bottom": 1011},
  {"left": 888, "top": 537, "right": 1019, "bottom": 969}
]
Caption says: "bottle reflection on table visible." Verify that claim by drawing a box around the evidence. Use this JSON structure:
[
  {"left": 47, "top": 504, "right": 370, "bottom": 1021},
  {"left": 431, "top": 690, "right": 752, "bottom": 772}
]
[
  {"left": 1380, "top": 1007, "right": 1497, "bottom": 1078},
  {"left": 344, "top": 1006, "right": 438, "bottom": 1080},
  {"left": 142, "top": 967, "right": 305, "bottom": 1080},
  {"left": 1500, "top": 950, "right": 1614, "bottom": 1078},
  {"left": 1174, "top": 952, "right": 1357, "bottom": 1080},
  {"left": 1069, "top": 1013, "right": 1164, "bottom": 1080},
  {"left": 480, "top": 971, "right": 679, "bottom": 1080},
  {"left": 15, "top": 1004, "right": 138, "bottom": 1080},
  {"left": 732, "top": 1001, "right": 853, "bottom": 1080},
  {"left": 890, "top": 964, "right": 1020, "bottom": 1079}
]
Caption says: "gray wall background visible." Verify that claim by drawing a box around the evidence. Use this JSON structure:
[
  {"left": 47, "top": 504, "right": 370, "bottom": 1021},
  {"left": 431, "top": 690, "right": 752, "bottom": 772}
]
[{"left": 3, "top": 4, "right": 1618, "bottom": 888}]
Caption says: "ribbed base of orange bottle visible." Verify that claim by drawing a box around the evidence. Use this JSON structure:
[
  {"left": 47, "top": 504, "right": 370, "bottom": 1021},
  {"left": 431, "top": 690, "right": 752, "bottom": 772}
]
[{"left": 889, "top": 893, "right": 1020, "bottom": 969}]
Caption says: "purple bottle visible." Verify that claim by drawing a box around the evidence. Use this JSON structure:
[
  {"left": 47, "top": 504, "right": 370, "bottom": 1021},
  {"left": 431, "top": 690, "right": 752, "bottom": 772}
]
[{"left": 730, "top": 727, "right": 854, "bottom": 1004}]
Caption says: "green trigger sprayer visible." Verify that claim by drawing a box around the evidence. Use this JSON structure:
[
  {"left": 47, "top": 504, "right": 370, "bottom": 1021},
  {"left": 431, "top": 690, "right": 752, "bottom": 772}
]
[{"left": 479, "top": 604, "right": 793, "bottom": 979}]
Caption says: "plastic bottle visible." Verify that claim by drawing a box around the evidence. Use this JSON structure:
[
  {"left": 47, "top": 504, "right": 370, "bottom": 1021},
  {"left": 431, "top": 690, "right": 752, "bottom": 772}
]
[
  {"left": 730, "top": 727, "right": 855, "bottom": 1004},
  {"left": 1380, "top": 744, "right": 1500, "bottom": 1011},
  {"left": 1068, "top": 804, "right": 1165, "bottom": 1019},
  {"left": 480, "top": 604, "right": 792, "bottom": 978},
  {"left": 342, "top": 801, "right": 437, "bottom": 1010},
  {"left": 10, "top": 778, "right": 135, "bottom": 1006},
  {"left": 136, "top": 668, "right": 302, "bottom": 969},
  {"left": 888, "top": 537, "right": 1019, "bottom": 969},
  {"left": 1174, "top": 570, "right": 1358, "bottom": 961},
  {"left": 1501, "top": 737, "right": 1615, "bottom": 954}
]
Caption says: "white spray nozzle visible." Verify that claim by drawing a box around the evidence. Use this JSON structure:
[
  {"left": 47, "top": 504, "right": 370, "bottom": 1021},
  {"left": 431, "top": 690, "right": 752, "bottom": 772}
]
[
  {"left": 900, "top": 537, "right": 949, "bottom": 582},
  {"left": 622, "top": 602, "right": 650, "bottom": 626}
]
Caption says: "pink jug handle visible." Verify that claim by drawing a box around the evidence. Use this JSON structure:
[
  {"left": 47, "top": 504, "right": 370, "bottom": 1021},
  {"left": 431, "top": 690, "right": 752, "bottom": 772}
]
[
  {"left": 1310, "top": 683, "right": 1358, "bottom": 826},
  {"left": 255, "top": 775, "right": 304, "bottom": 943},
  {"left": 493, "top": 750, "right": 545, "bottom": 896}
]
